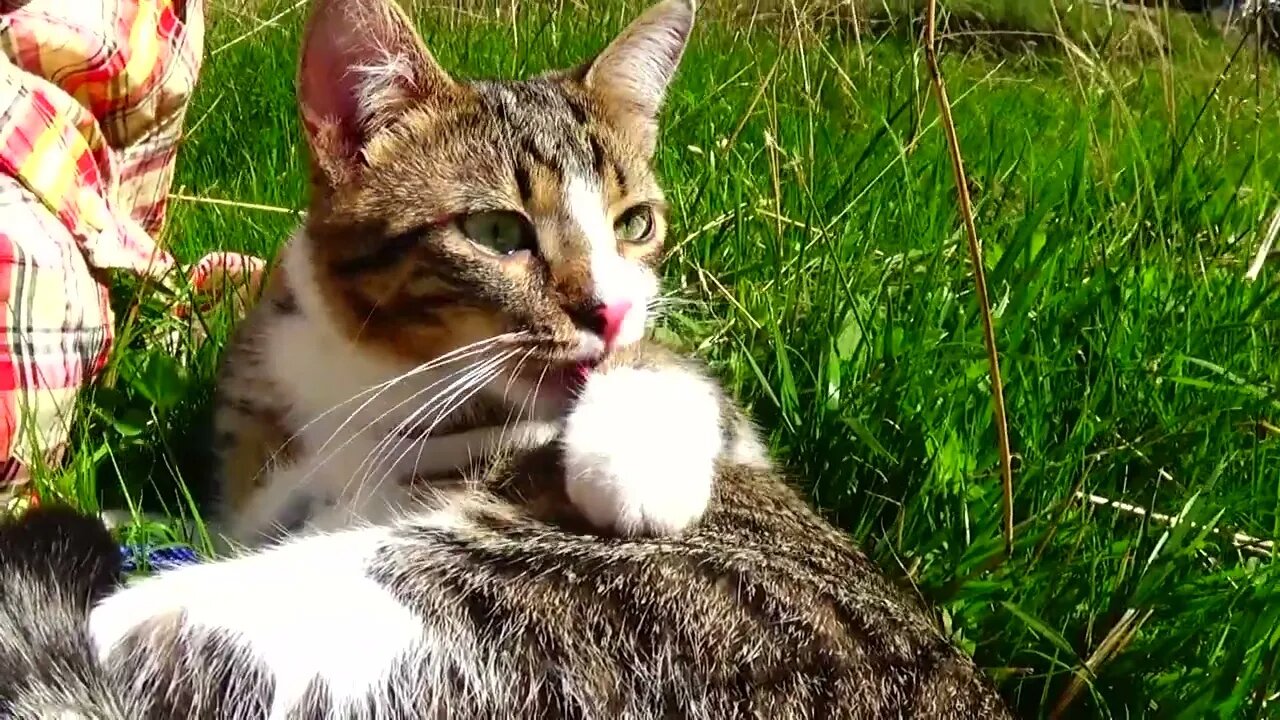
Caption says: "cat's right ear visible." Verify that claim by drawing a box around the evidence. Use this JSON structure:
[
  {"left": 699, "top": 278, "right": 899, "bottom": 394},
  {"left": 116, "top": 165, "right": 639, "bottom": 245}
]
[{"left": 298, "top": 0, "right": 454, "bottom": 185}]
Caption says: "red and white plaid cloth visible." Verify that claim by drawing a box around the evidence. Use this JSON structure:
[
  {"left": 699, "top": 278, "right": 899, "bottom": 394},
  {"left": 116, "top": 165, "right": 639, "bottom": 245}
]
[{"left": 0, "top": 0, "right": 264, "bottom": 489}]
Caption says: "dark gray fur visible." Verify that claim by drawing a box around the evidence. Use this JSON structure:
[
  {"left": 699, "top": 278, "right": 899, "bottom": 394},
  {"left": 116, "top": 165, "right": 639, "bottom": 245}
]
[{"left": 0, "top": 505, "right": 127, "bottom": 719}]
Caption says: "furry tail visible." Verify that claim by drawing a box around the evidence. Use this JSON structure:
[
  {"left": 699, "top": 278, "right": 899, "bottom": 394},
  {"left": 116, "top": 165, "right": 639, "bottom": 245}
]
[{"left": 0, "top": 504, "right": 130, "bottom": 718}]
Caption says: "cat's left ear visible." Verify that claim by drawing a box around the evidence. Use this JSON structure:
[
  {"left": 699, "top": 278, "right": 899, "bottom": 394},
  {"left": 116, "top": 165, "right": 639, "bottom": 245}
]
[{"left": 577, "top": 0, "right": 695, "bottom": 154}]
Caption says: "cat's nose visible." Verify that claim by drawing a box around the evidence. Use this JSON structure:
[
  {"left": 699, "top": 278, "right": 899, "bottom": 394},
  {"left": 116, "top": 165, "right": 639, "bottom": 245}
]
[
  {"left": 596, "top": 301, "right": 631, "bottom": 347},
  {"left": 570, "top": 299, "right": 632, "bottom": 348}
]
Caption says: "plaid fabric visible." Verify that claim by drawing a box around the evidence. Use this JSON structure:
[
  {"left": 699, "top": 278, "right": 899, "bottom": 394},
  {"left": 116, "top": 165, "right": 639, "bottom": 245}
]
[{"left": 0, "top": 0, "right": 264, "bottom": 488}]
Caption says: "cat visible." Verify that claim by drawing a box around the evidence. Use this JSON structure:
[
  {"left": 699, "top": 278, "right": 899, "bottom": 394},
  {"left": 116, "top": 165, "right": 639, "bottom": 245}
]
[
  {"left": 208, "top": 0, "right": 765, "bottom": 549},
  {"left": 0, "top": 465, "right": 1014, "bottom": 719},
  {"left": 0, "top": 0, "right": 1016, "bottom": 717}
]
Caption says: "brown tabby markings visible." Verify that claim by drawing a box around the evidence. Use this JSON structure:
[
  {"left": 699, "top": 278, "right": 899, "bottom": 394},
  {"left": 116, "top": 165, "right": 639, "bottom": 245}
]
[
  {"left": 213, "top": 275, "right": 301, "bottom": 506},
  {"left": 213, "top": 57, "right": 671, "bottom": 520},
  {"left": 306, "top": 80, "right": 664, "bottom": 366}
]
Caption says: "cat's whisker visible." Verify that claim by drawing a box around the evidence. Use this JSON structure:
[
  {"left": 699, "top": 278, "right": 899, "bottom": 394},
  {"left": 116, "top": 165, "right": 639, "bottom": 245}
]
[
  {"left": 309, "top": 332, "right": 526, "bottom": 460},
  {"left": 297, "top": 350, "right": 513, "bottom": 495},
  {"left": 312, "top": 333, "right": 523, "bottom": 443},
  {"left": 296, "top": 359, "right": 495, "bottom": 493},
  {"left": 355, "top": 353, "right": 515, "bottom": 502},
  {"left": 486, "top": 357, "right": 538, "bottom": 466},
  {"left": 527, "top": 361, "right": 551, "bottom": 424},
  {"left": 406, "top": 360, "right": 509, "bottom": 458},
  {"left": 334, "top": 350, "right": 514, "bottom": 498},
  {"left": 350, "top": 355, "right": 513, "bottom": 498},
  {"left": 501, "top": 347, "right": 537, "bottom": 403},
  {"left": 648, "top": 292, "right": 696, "bottom": 306},
  {"left": 645, "top": 295, "right": 700, "bottom": 322},
  {"left": 496, "top": 361, "right": 544, "bottom": 457},
  {"left": 352, "top": 349, "right": 519, "bottom": 490},
  {"left": 348, "top": 350, "right": 518, "bottom": 501},
  {"left": 313, "top": 348, "right": 498, "bottom": 471},
  {"left": 365, "top": 375, "right": 502, "bottom": 499},
  {"left": 246, "top": 332, "right": 525, "bottom": 490}
]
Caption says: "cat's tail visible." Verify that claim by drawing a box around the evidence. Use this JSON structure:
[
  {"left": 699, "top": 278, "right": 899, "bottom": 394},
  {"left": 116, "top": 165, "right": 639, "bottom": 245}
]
[{"left": 0, "top": 504, "right": 133, "bottom": 719}]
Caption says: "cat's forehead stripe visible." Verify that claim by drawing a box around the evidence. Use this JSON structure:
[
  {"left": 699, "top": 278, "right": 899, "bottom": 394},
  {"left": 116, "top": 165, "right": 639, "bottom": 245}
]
[
  {"left": 474, "top": 80, "right": 622, "bottom": 189},
  {"left": 564, "top": 175, "right": 614, "bottom": 254}
]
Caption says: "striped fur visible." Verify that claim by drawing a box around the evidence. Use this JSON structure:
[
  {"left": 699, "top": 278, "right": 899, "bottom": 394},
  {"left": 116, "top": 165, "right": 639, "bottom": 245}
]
[{"left": 0, "top": 458, "right": 1013, "bottom": 718}]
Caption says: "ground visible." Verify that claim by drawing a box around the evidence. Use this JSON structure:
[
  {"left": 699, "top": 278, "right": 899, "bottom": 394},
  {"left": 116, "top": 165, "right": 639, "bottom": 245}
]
[{"left": 33, "top": 1, "right": 1280, "bottom": 717}]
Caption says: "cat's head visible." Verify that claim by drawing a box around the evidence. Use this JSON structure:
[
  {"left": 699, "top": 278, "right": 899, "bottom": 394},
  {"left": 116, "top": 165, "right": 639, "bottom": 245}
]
[{"left": 296, "top": 0, "right": 692, "bottom": 396}]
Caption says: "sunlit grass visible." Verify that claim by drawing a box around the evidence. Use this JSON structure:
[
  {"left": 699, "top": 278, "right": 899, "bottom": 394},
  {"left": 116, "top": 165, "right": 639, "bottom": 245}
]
[{"left": 38, "top": 1, "right": 1280, "bottom": 716}]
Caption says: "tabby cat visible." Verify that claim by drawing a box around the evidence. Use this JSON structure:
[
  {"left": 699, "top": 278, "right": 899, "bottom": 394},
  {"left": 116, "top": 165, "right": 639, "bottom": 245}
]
[
  {"left": 209, "top": 0, "right": 764, "bottom": 549},
  {"left": 0, "top": 0, "right": 1015, "bottom": 717}
]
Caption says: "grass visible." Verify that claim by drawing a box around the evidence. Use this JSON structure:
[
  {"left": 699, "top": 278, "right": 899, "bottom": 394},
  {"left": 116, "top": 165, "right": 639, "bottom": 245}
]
[{"left": 30, "top": 0, "right": 1280, "bottom": 716}]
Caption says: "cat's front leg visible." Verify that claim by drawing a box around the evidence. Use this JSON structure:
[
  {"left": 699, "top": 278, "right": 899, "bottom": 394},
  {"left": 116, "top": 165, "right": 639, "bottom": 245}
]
[{"left": 560, "top": 341, "right": 768, "bottom": 537}]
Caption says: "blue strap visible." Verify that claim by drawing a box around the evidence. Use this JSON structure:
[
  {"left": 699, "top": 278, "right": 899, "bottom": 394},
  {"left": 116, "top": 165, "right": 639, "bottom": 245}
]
[{"left": 118, "top": 544, "right": 201, "bottom": 573}]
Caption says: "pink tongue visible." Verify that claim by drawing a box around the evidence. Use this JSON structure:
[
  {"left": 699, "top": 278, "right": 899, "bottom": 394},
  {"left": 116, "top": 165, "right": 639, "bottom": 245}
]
[{"left": 571, "top": 361, "right": 594, "bottom": 386}]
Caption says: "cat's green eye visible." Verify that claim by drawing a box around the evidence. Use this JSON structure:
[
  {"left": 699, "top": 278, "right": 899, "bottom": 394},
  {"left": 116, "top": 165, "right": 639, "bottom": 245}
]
[
  {"left": 460, "top": 211, "right": 534, "bottom": 255},
  {"left": 614, "top": 205, "right": 655, "bottom": 244}
]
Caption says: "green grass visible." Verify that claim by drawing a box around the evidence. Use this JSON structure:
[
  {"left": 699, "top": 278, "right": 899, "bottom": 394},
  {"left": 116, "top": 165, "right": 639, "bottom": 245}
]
[{"left": 36, "top": 0, "right": 1280, "bottom": 717}]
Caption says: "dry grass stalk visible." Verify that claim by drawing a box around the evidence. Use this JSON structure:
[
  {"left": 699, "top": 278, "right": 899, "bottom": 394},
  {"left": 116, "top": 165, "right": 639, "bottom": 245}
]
[{"left": 922, "top": 0, "right": 1017, "bottom": 553}]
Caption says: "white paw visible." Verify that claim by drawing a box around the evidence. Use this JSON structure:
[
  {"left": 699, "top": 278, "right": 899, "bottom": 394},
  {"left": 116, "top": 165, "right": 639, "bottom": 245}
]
[{"left": 561, "top": 366, "right": 722, "bottom": 537}]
